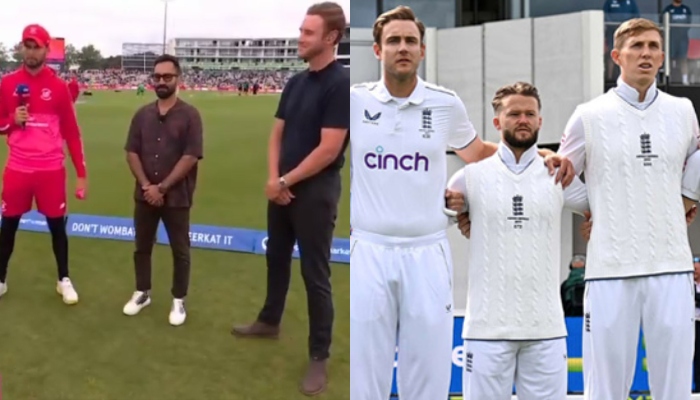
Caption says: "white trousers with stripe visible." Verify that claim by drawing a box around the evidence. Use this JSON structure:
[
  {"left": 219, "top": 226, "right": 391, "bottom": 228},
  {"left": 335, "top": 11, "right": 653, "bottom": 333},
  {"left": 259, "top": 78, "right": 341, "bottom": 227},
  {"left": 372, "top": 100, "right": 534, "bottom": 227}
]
[
  {"left": 583, "top": 273, "right": 695, "bottom": 400},
  {"left": 349, "top": 229, "right": 454, "bottom": 400},
  {"left": 462, "top": 338, "right": 568, "bottom": 400}
]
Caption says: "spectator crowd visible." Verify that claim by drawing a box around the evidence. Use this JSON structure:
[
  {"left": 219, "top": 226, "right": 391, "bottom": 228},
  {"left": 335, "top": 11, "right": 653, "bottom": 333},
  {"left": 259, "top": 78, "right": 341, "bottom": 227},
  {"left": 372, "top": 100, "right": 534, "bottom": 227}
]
[{"left": 0, "top": 68, "right": 295, "bottom": 91}]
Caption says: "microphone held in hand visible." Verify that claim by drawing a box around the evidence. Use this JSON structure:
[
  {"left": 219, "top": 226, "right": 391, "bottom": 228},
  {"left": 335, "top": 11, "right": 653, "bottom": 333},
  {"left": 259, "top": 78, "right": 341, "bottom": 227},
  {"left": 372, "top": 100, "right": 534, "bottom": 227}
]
[{"left": 15, "top": 84, "right": 30, "bottom": 129}]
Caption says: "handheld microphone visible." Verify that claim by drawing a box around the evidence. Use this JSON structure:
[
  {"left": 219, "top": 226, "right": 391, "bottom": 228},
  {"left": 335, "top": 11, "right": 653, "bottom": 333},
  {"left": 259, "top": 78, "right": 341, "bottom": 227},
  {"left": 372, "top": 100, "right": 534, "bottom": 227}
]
[{"left": 15, "top": 84, "right": 30, "bottom": 129}]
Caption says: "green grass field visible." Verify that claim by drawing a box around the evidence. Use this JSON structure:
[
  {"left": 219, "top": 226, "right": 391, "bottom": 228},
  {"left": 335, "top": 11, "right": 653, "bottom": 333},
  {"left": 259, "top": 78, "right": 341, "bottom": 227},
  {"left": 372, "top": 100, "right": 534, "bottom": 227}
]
[{"left": 0, "top": 91, "right": 350, "bottom": 400}]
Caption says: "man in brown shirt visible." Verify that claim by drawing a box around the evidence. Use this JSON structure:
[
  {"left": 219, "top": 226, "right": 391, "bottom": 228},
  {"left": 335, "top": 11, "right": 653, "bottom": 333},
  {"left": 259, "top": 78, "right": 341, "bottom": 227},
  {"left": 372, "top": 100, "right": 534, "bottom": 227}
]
[{"left": 122, "top": 54, "right": 203, "bottom": 327}]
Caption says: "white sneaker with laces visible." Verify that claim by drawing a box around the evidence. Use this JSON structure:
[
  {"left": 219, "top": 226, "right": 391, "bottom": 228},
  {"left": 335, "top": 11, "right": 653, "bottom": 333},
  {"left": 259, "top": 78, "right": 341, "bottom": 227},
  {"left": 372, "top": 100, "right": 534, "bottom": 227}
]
[
  {"left": 57, "top": 277, "right": 79, "bottom": 305},
  {"left": 123, "top": 291, "right": 151, "bottom": 316},
  {"left": 0, "top": 281, "right": 7, "bottom": 298},
  {"left": 169, "top": 298, "right": 186, "bottom": 326}
]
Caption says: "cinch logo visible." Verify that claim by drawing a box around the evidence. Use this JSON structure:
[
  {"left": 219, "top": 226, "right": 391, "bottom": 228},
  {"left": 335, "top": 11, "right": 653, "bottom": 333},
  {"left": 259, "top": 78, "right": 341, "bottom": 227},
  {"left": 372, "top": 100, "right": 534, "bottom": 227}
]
[{"left": 364, "top": 146, "right": 429, "bottom": 172}]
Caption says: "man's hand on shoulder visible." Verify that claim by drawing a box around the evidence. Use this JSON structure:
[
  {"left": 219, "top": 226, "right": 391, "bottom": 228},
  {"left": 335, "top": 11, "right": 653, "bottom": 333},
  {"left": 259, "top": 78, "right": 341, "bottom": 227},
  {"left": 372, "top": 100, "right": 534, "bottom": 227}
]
[{"left": 544, "top": 153, "right": 575, "bottom": 188}]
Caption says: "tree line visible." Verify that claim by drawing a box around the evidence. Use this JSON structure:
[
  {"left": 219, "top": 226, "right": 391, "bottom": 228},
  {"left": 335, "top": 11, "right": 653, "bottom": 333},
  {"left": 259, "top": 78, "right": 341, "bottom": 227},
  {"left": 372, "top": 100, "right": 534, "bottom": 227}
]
[{"left": 0, "top": 42, "right": 123, "bottom": 70}]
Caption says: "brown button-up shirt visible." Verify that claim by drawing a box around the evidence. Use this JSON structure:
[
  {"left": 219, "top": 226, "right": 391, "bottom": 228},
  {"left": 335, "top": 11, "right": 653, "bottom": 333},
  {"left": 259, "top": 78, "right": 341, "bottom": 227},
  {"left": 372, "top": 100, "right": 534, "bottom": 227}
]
[{"left": 125, "top": 99, "right": 203, "bottom": 208}]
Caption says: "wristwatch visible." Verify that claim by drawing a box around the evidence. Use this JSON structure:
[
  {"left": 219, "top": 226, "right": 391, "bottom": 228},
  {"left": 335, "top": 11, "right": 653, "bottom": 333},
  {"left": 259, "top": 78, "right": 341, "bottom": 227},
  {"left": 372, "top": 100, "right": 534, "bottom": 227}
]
[{"left": 279, "top": 177, "right": 288, "bottom": 187}]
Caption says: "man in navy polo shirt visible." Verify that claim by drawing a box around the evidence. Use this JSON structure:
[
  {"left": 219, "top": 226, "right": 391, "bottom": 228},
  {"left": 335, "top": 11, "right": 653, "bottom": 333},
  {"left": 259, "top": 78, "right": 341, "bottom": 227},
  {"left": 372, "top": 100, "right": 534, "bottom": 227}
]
[{"left": 231, "top": 2, "right": 349, "bottom": 396}]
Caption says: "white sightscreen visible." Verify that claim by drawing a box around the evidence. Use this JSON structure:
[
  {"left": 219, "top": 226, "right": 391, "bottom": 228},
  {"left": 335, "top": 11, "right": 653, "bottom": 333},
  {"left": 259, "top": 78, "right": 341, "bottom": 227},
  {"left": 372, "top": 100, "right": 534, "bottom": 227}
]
[{"left": 437, "top": 26, "right": 485, "bottom": 139}]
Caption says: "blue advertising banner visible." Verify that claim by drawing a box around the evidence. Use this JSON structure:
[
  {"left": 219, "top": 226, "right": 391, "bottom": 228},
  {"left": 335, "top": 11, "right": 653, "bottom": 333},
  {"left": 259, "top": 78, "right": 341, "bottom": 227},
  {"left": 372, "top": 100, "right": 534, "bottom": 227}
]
[
  {"left": 14, "top": 211, "right": 350, "bottom": 264},
  {"left": 390, "top": 316, "right": 652, "bottom": 396}
]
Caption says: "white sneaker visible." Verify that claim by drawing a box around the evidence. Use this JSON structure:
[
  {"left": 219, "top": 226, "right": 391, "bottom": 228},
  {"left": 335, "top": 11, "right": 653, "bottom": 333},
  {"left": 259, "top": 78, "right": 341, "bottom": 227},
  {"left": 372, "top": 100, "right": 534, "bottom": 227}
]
[
  {"left": 123, "top": 291, "right": 151, "bottom": 316},
  {"left": 0, "top": 281, "right": 7, "bottom": 298},
  {"left": 169, "top": 298, "right": 186, "bottom": 326},
  {"left": 56, "top": 278, "right": 79, "bottom": 305}
]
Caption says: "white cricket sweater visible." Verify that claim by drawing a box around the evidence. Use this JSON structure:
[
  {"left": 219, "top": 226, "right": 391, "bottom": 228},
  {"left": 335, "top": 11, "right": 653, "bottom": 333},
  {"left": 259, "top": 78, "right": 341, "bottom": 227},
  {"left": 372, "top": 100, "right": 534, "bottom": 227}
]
[
  {"left": 460, "top": 153, "right": 572, "bottom": 341},
  {"left": 581, "top": 90, "right": 695, "bottom": 280}
]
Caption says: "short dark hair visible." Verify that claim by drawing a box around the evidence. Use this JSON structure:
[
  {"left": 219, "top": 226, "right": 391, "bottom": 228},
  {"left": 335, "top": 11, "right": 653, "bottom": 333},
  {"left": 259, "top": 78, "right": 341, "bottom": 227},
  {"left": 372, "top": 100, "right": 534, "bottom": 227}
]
[
  {"left": 373, "top": 6, "right": 425, "bottom": 45},
  {"left": 153, "top": 54, "right": 181, "bottom": 74},
  {"left": 491, "top": 81, "right": 541, "bottom": 113},
  {"left": 307, "top": 2, "right": 347, "bottom": 45}
]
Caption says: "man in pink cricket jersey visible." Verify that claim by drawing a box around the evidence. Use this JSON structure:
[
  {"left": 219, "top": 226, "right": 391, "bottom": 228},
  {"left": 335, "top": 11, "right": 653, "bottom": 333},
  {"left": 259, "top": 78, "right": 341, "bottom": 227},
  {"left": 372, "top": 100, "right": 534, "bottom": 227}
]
[{"left": 0, "top": 24, "right": 87, "bottom": 304}]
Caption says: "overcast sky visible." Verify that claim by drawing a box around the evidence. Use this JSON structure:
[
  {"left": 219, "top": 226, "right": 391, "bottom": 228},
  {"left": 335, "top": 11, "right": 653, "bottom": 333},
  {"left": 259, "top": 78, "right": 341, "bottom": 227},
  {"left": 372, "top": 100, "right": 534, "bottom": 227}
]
[{"left": 1, "top": 0, "right": 350, "bottom": 56}]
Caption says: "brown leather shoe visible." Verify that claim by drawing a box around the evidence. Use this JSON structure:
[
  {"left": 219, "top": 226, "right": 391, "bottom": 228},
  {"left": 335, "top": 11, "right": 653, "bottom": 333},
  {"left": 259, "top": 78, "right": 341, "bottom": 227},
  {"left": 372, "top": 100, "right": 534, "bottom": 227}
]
[
  {"left": 299, "top": 359, "right": 328, "bottom": 396},
  {"left": 230, "top": 321, "right": 280, "bottom": 339}
]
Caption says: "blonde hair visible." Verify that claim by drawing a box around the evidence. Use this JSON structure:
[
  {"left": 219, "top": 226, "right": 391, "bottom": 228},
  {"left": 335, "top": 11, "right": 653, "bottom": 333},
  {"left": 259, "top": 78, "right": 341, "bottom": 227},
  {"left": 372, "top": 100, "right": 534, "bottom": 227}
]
[
  {"left": 614, "top": 18, "right": 662, "bottom": 50},
  {"left": 373, "top": 5, "right": 426, "bottom": 45}
]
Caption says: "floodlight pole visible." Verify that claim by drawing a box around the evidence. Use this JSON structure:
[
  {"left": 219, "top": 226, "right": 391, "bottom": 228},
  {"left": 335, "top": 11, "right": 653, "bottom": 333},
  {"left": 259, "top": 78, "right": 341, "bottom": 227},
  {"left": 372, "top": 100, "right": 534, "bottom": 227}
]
[{"left": 162, "top": 0, "right": 173, "bottom": 54}]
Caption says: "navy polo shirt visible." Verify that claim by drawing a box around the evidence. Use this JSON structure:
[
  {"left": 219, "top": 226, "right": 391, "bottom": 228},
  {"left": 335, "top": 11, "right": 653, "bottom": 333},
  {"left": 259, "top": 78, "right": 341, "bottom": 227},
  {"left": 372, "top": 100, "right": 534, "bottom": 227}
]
[{"left": 275, "top": 60, "right": 350, "bottom": 176}]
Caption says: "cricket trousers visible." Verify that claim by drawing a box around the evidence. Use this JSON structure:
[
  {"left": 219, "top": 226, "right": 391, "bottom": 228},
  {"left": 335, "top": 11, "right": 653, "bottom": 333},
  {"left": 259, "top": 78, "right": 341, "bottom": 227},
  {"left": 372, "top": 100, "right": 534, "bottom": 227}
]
[
  {"left": 350, "top": 229, "right": 454, "bottom": 400},
  {"left": 133, "top": 201, "right": 191, "bottom": 299},
  {"left": 462, "top": 339, "right": 568, "bottom": 400},
  {"left": 258, "top": 172, "right": 341, "bottom": 360},
  {"left": 583, "top": 273, "right": 695, "bottom": 400}
]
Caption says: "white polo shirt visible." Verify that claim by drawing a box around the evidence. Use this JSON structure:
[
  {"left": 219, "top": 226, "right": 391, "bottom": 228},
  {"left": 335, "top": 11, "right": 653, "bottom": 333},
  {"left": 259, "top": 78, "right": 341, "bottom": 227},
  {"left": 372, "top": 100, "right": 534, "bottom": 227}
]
[{"left": 350, "top": 78, "right": 477, "bottom": 237}]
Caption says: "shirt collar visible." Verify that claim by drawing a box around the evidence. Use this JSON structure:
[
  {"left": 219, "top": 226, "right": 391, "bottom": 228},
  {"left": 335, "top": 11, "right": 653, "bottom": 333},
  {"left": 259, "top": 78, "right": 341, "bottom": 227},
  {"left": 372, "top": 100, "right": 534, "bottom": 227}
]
[
  {"left": 151, "top": 98, "right": 182, "bottom": 114},
  {"left": 371, "top": 76, "right": 426, "bottom": 105},
  {"left": 615, "top": 77, "right": 657, "bottom": 108},
  {"left": 498, "top": 141, "right": 538, "bottom": 168},
  {"left": 308, "top": 60, "right": 338, "bottom": 77}
]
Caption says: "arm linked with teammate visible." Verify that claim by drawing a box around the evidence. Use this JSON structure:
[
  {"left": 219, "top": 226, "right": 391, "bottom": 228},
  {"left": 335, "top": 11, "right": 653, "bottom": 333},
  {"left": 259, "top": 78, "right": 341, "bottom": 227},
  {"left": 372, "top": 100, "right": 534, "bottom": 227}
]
[
  {"left": 562, "top": 174, "right": 589, "bottom": 216},
  {"left": 682, "top": 147, "right": 700, "bottom": 225}
]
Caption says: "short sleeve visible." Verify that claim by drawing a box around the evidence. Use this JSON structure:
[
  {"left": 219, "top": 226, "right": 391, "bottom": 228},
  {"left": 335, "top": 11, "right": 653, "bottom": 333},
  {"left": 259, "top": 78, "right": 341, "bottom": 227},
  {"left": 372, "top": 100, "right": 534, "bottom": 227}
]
[
  {"left": 321, "top": 75, "right": 350, "bottom": 129},
  {"left": 274, "top": 76, "right": 295, "bottom": 120},
  {"left": 448, "top": 95, "right": 477, "bottom": 150}
]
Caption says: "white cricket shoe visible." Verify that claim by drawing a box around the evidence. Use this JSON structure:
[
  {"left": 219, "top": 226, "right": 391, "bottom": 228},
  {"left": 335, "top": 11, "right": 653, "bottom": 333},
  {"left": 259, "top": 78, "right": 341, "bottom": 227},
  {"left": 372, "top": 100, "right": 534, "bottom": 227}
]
[
  {"left": 123, "top": 291, "right": 151, "bottom": 316},
  {"left": 169, "top": 298, "right": 186, "bottom": 326},
  {"left": 57, "top": 278, "right": 79, "bottom": 305},
  {"left": 0, "top": 281, "right": 7, "bottom": 298}
]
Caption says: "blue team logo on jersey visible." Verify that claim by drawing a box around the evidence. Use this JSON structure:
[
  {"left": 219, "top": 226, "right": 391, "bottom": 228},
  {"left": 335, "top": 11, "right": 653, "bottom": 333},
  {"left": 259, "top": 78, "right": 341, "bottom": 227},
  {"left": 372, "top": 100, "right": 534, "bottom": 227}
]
[
  {"left": 364, "top": 145, "right": 430, "bottom": 172},
  {"left": 420, "top": 108, "right": 434, "bottom": 138},
  {"left": 507, "top": 194, "right": 529, "bottom": 229},
  {"left": 636, "top": 132, "right": 658, "bottom": 167},
  {"left": 363, "top": 110, "right": 382, "bottom": 125}
]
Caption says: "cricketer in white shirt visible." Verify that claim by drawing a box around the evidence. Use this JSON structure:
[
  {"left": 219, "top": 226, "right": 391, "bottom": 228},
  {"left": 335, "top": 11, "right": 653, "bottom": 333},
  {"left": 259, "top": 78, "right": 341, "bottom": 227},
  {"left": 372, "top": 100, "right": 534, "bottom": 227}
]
[
  {"left": 350, "top": 76, "right": 485, "bottom": 400},
  {"left": 447, "top": 84, "right": 589, "bottom": 400},
  {"left": 351, "top": 10, "right": 572, "bottom": 400},
  {"left": 559, "top": 74, "right": 700, "bottom": 399}
]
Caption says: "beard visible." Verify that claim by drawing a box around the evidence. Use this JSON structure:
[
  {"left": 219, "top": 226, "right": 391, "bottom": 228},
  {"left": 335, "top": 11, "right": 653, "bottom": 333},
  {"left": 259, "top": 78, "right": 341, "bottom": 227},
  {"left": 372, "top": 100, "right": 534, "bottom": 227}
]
[
  {"left": 156, "top": 84, "right": 176, "bottom": 99},
  {"left": 299, "top": 44, "right": 323, "bottom": 62},
  {"left": 24, "top": 56, "right": 44, "bottom": 69},
  {"left": 503, "top": 127, "right": 539, "bottom": 150}
]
